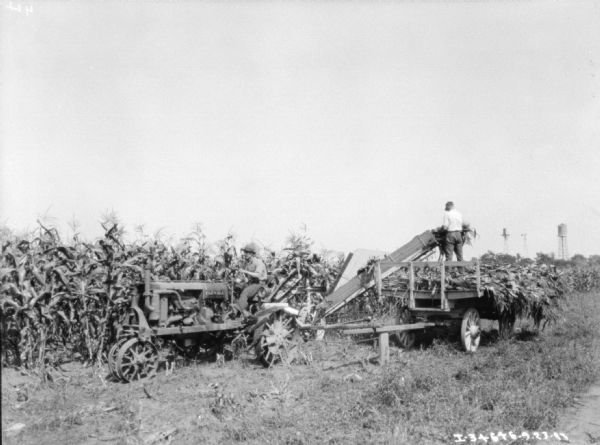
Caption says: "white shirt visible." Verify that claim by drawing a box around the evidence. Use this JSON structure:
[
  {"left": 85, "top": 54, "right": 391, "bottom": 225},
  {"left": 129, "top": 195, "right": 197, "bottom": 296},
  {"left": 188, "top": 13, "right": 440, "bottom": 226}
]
[{"left": 443, "top": 209, "right": 463, "bottom": 231}]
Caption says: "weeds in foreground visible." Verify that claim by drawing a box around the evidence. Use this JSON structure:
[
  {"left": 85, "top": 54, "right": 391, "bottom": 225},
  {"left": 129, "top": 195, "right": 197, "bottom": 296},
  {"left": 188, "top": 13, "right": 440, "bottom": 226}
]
[
  {"left": 372, "top": 292, "right": 600, "bottom": 444},
  {"left": 3, "top": 291, "right": 599, "bottom": 445}
]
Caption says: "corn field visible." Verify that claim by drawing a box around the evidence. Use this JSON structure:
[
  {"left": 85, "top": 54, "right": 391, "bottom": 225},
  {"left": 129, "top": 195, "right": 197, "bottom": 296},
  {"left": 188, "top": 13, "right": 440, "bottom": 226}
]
[
  {"left": 1, "top": 222, "right": 599, "bottom": 372},
  {"left": 0, "top": 221, "right": 340, "bottom": 371},
  {"left": 477, "top": 254, "right": 600, "bottom": 326},
  {"left": 568, "top": 267, "right": 600, "bottom": 292}
]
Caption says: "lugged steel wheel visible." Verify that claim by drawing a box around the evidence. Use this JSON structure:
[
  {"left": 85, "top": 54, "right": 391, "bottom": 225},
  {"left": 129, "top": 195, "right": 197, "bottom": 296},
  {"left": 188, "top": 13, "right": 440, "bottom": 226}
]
[
  {"left": 108, "top": 337, "right": 129, "bottom": 379},
  {"left": 392, "top": 308, "right": 416, "bottom": 349},
  {"left": 461, "top": 308, "right": 481, "bottom": 353},
  {"left": 115, "top": 338, "right": 159, "bottom": 382},
  {"left": 394, "top": 331, "right": 416, "bottom": 349},
  {"left": 256, "top": 313, "right": 295, "bottom": 367}
]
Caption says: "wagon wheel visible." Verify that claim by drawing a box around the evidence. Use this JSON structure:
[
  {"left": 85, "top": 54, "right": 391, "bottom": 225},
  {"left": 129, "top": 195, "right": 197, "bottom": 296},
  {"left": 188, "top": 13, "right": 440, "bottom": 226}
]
[
  {"left": 461, "top": 308, "right": 481, "bottom": 353},
  {"left": 115, "top": 338, "right": 159, "bottom": 382},
  {"left": 395, "top": 331, "right": 416, "bottom": 349},
  {"left": 256, "top": 313, "right": 296, "bottom": 367},
  {"left": 392, "top": 307, "right": 416, "bottom": 349},
  {"left": 108, "top": 337, "right": 130, "bottom": 379}
]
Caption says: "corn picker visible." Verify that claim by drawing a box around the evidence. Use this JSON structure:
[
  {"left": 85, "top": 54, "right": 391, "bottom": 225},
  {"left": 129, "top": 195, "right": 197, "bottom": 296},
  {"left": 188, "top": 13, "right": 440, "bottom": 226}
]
[
  {"left": 315, "top": 229, "right": 499, "bottom": 355},
  {"left": 107, "top": 267, "right": 299, "bottom": 382}
]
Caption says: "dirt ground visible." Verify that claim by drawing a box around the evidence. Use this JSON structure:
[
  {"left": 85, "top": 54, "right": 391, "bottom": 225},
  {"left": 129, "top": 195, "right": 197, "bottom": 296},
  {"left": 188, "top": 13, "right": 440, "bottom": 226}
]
[
  {"left": 2, "top": 319, "right": 599, "bottom": 445},
  {"left": 1, "top": 339, "right": 401, "bottom": 445},
  {"left": 558, "top": 383, "right": 600, "bottom": 444}
]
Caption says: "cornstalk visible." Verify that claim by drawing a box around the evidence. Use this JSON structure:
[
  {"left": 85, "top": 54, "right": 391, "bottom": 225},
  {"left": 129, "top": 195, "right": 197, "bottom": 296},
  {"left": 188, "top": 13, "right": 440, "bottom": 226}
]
[
  {"left": 95, "top": 262, "right": 113, "bottom": 364},
  {"left": 38, "top": 323, "right": 47, "bottom": 378},
  {"left": 24, "top": 318, "right": 34, "bottom": 368},
  {"left": 95, "top": 303, "right": 111, "bottom": 364},
  {"left": 498, "top": 311, "right": 516, "bottom": 340},
  {"left": 81, "top": 292, "right": 94, "bottom": 360}
]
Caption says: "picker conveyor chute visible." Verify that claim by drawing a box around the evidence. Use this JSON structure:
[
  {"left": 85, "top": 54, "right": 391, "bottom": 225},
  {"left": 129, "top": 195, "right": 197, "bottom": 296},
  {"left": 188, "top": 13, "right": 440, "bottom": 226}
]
[{"left": 320, "top": 230, "right": 440, "bottom": 317}]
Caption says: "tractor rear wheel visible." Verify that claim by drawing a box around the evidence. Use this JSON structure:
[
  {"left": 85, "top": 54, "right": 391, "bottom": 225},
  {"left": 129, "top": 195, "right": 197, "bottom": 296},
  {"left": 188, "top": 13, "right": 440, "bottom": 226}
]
[{"left": 256, "top": 313, "right": 296, "bottom": 367}]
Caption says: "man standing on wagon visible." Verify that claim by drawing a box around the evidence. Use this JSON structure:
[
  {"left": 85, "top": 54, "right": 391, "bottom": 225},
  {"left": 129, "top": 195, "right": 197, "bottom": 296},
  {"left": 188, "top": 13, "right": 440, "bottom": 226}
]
[{"left": 442, "top": 201, "right": 464, "bottom": 261}]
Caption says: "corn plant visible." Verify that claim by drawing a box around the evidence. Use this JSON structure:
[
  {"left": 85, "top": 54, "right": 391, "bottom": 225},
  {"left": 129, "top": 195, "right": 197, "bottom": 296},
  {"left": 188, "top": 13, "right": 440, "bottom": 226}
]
[
  {"left": 1, "top": 219, "right": 597, "bottom": 373},
  {"left": 0, "top": 220, "right": 341, "bottom": 372}
]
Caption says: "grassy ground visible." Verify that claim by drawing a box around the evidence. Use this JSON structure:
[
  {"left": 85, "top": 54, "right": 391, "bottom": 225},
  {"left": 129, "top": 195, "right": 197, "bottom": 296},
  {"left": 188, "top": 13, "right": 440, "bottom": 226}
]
[{"left": 2, "top": 291, "right": 599, "bottom": 445}]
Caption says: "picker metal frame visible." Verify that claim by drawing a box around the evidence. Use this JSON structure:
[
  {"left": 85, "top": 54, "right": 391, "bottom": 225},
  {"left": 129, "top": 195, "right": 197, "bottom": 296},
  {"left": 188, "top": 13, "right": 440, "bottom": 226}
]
[{"left": 316, "top": 259, "right": 496, "bottom": 355}]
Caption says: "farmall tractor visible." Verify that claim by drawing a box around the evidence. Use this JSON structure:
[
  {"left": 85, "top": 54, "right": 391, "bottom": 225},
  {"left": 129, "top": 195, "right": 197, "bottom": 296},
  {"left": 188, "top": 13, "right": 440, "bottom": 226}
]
[{"left": 107, "top": 267, "right": 299, "bottom": 382}]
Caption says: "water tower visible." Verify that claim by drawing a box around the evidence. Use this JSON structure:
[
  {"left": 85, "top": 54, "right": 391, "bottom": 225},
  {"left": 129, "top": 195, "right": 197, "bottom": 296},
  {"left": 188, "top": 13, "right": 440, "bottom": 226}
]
[{"left": 557, "top": 224, "right": 568, "bottom": 260}]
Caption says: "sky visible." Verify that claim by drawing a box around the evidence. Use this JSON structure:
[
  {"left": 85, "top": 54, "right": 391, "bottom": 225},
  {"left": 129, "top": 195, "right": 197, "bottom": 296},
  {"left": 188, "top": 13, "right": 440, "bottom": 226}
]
[{"left": 1, "top": 0, "right": 599, "bottom": 258}]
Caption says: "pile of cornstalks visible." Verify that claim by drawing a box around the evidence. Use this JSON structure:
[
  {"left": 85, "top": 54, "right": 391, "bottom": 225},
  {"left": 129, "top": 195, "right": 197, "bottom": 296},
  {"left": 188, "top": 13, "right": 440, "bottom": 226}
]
[
  {"left": 0, "top": 221, "right": 341, "bottom": 371},
  {"left": 334, "top": 253, "right": 598, "bottom": 337},
  {"left": 477, "top": 255, "right": 570, "bottom": 334}
]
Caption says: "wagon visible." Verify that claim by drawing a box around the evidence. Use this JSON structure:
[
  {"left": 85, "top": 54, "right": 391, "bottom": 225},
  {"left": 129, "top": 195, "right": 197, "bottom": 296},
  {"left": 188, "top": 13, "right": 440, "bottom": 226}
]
[
  {"left": 314, "top": 260, "right": 495, "bottom": 355},
  {"left": 385, "top": 259, "right": 493, "bottom": 353},
  {"left": 315, "top": 230, "right": 499, "bottom": 356},
  {"left": 107, "top": 269, "right": 299, "bottom": 382}
]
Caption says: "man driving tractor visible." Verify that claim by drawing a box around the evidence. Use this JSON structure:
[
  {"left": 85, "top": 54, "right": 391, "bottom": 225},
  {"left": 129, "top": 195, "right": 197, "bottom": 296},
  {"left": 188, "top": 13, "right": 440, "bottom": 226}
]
[{"left": 236, "top": 242, "right": 268, "bottom": 315}]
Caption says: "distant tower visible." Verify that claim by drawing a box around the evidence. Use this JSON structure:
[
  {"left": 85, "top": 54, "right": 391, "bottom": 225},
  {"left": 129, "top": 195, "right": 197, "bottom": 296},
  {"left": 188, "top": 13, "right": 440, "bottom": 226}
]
[
  {"left": 521, "top": 233, "right": 528, "bottom": 258},
  {"left": 557, "top": 224, "right": 568, "bottom": 260},
  {"left": 501, "top": 228, "right": 510, "bottom": 254}
]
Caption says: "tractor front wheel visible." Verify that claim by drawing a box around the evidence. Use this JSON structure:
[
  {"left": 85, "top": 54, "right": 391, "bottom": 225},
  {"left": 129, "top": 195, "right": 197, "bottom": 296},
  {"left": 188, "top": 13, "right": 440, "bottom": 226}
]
[
  {"left": 115, "top": 338, "right": 159, "bottom": 382},
  {"left": 108, "top": 337, "right": 130, "bottom": 379}
]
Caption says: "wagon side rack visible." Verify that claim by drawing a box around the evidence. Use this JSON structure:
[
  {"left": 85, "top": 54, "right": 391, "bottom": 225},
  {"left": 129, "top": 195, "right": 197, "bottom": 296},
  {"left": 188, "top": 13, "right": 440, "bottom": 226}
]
[
  {"left": 403, "top": 260, "right": 482, "bottom": 313},
  {"left": 309, "top": 259, "right": 491, "bottom": 361}
]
